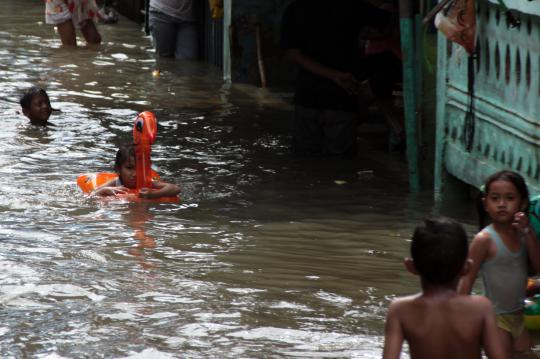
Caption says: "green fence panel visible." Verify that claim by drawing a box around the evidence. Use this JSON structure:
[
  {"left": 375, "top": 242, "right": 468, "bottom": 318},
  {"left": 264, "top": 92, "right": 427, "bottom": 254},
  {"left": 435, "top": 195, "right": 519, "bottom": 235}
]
[{"left": 435, "top": 0, "right": 540, "bottom": 195}]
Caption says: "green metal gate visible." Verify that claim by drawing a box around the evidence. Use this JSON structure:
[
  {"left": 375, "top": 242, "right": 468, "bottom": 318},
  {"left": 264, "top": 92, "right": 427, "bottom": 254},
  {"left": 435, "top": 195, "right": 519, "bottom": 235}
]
[{"left": 434, "top": 0, "right": 540, "bottom": 195}]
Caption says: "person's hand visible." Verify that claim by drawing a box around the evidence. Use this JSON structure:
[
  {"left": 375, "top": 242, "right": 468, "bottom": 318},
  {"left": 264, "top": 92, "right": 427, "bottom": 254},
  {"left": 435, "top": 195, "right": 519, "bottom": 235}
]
[
  {"left": 138, "top": 187, "right": 155, "bottom": 199},
  {"left": 332, "top": 72, "right": 360, "bottom": 95},
  {"left": 513, "top": 212, "right": 531, "bottom": 234},
  {"left": 95, "top": 186, "right": 129, "bottom": 196}
]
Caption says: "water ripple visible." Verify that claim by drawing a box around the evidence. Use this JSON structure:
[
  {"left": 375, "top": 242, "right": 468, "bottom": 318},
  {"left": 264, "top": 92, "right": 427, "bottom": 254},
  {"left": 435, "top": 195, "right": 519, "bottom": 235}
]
[{"left": 0, "top": 1, "right": 456, "bottom": 357}]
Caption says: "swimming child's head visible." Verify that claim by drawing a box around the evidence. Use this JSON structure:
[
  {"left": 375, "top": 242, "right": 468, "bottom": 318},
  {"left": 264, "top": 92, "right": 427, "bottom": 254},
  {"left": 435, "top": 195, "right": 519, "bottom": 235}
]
[
  {"left": 408, "top": 217, "right": 469, "bottom": 285},
  {"left": 20, "top": 87, "right": 52, "bottom": 125},
  {"left": 479, "top": 170, "right": 529, "bottom": 228},
  {"left": 115, "top": 144, "right": 136, "bottom": 189}
]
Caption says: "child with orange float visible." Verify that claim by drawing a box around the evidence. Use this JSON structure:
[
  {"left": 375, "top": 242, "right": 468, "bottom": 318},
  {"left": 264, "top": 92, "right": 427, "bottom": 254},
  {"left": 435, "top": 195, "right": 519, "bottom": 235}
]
[
  {"left": 92, "top": 143, "right": 180, "bottom": 199},
  {"left": 458, "top": 170, "right": 540, "bottom": 357},
  {"left": 78, "top": 111, "right": 180, "bottom": 200}
]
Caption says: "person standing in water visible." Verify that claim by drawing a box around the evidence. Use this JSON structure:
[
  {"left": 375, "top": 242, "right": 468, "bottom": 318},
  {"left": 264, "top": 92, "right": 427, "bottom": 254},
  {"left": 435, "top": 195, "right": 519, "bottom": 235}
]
[
  {"left": 45, "top": 0, "right": 102, "bottom": 46},
  {"left": 459, "top": 170, "right": 540, "bottom": 357},
  {"left": 280, "top": 0, "right": 394, "bottom": 156},
  {"left": 148, "top": 0, "right": 198, "bottom": 60},
  {"left": 383, "top": 217, "right": 505, "bottom": 359}
]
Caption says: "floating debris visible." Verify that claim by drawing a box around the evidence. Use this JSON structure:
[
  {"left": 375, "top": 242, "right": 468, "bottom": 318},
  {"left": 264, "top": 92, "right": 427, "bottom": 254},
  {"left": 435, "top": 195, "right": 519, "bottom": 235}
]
[{"left": 357, "top": 170, "right": 374, "bottom": 180}]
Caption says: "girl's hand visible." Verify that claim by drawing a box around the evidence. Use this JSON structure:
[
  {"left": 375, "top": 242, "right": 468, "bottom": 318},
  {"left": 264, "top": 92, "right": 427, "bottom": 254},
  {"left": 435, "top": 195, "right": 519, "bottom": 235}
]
[
  {"left": 95, "top": 186, "right": 129, "bottom": 196},
  {"left": 512, "top": 212, "right": 531, "bottom": 234},
  {"left": 138, "top": 187, "right": 154, "bottom": 199}
]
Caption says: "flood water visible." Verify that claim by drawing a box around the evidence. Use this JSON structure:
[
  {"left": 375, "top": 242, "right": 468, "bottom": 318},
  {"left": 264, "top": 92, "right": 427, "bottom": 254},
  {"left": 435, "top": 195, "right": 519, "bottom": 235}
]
[{"left": 0, "top": 1, "right": 478, "bottom": 358}]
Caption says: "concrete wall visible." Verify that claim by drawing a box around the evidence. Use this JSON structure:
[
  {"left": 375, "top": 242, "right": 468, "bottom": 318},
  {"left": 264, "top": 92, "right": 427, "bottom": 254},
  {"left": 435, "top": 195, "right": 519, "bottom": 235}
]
[{"left": 228, "top": 0, "right": 295, "bottom": 88}]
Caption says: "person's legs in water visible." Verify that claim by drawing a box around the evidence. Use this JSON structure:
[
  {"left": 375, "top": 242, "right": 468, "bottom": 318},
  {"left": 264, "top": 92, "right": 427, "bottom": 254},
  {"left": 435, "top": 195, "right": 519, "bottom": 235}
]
[
  {"left": 56, "top": 20, "right": 77, "bottom": 47},
  {"left": 149, "top": 11, "right": 178, "bottom": 58},
  {"left": 292, "top": 106, "right": 324, "bottom": 156},
  {"left": 513, "top": 323, "right": 533, "bottom": 355},
  {"left": 80, "top": 20, "right": 101, "bottom": 45},
  {"left": 174, "top": 21, "right": 198, "bottom": 60},
  {"left": 321, "top": 109, "right": 358, "bottom": 156}
]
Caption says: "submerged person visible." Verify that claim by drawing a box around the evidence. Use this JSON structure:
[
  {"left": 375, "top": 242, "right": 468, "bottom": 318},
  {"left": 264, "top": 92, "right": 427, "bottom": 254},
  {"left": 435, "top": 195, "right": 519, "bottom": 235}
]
[
  {"left": 148, "top": 0, "right": 198, "bottom": 60},
  {"left": 93, "top": 144, "right": 181, "bottom": 199},
  {"left": 383, "top": 217, "right": 505, "bottom": 359},
  {"left": 45, "top": 0, "right": 102, "bottom": 46},
  {"left": 459, "top": 170, "right": 540, "bottom": 357},
  {"left": 20, "top": 87, "right": 55, "bottom": 126}
]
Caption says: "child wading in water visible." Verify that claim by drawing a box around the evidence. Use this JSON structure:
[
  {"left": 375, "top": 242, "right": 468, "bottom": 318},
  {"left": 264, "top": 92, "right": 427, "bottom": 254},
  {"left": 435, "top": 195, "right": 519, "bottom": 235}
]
[
  {"left": 383, "top": 217, "right": 504, "bottom": 359},
  {"left": 45, "top": 0, "right": 102, "bottom": 47},
  {"left": 20, "top": 87, "right": 54, "bottom": 126},
  {"left": 459, "top": 170, "right": 540, "bottom": 357},
  {"left": 93, "top": 144, "right": 180, "bottom": 199}
]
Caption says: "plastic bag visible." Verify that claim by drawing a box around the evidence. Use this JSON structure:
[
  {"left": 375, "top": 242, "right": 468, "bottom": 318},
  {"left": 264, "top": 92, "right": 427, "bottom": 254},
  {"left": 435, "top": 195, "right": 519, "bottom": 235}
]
[{"left": 434, "top": 0, "right": 476, "bottom": 54}]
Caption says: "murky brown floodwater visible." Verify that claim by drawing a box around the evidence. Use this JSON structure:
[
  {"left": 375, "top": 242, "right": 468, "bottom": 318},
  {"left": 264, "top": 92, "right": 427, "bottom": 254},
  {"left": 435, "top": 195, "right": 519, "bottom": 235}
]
[{"left": 0, "top": 1, "right": 484, "bottom": 358}]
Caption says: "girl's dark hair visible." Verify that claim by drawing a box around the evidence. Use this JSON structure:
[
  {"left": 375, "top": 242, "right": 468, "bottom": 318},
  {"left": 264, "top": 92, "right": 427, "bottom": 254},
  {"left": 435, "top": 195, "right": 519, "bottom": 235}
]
[
  {"left": 477, "top": 170, "right": 529, "bottom": 229},
  {"left": 20, "top": 86, "right": 50, "bottom": 109},
  {"left": 114, "top": 144, "right": 135, "bottom": 171}
]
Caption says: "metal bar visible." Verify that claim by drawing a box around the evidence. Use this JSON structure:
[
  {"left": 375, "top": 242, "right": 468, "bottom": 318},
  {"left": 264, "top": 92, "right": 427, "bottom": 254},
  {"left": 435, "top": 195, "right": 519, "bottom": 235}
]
[
  {"left": 255, "top": 23, "right": 267, "bottom": 88},
  {"left": 223, "top": 0, "right": 232, "bottom": 82},
  {"left": 399, "top": 0, "right": 421, "bottom": 192},
  {"left": 415, "top": 14, "right": 423, "bottom": 145},
  {"left": 144, "top": 0, "right": 150, "bottom": 35},
  {"left": 434, "top": 31, "right": 448, "bottom": 200}
]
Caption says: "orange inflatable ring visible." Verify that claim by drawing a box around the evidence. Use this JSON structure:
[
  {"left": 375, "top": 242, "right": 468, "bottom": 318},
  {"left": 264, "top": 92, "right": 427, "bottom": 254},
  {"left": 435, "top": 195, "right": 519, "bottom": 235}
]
[
  {"left": 77, "top": 112, "right": 178, "bottom": 203},
  {"left": 76, "top": 171, "right": 178, "bottom": 203}
]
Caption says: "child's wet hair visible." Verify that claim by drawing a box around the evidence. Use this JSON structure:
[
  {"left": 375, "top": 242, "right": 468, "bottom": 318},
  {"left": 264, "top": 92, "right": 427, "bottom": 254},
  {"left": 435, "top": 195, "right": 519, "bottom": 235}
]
[
  {"left": 411, "top": 217, "right": 468, "bottom": 285},
  {"left": 115, "top": 144, "right": 135, "bottom": 171},
  {"left": 20, "top": 86, "right": 50, "bottom": 109},
  {"left": 477, "top": 170, "right": 529, "bottom": 229}
]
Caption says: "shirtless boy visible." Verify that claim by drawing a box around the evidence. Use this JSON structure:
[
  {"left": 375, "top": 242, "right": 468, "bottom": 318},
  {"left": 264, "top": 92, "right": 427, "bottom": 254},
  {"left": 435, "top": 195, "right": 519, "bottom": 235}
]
[{"left": 382, "top": 217, "right": 506, "bottom": 359}]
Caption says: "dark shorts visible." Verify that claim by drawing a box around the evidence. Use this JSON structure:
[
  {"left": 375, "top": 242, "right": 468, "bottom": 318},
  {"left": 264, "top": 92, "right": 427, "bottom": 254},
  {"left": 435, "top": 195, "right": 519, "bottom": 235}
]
[{"left": 292, "top": 106, "right": 358, "bottom": 156}]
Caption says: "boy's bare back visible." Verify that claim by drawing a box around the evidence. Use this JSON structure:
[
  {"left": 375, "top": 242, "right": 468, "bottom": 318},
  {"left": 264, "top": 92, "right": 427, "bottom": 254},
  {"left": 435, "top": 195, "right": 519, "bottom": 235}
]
[{"left": 383, "top": 292, "right": 505, "bottom": 359}]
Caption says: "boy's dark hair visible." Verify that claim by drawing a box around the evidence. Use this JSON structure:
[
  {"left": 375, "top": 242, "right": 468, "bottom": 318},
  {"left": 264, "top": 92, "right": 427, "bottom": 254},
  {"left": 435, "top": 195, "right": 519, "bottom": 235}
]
[
  {"left": 115, "top": 144, "right": 135, "bottom": 171},
  {"left": 20, "top": 86, "right": 50, "bottom": 109},
  {"left": 411, "top": 217, "right": 468, "bottom": 285},
  {"left": 477, "top": 170, "right": 529, "bottom": 229}
]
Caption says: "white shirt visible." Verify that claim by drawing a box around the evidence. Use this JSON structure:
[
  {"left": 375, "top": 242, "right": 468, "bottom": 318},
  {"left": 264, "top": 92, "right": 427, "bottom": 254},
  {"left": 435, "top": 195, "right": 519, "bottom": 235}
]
[{"left": 149, "top": 0, "right": 195, "bottom": 21}]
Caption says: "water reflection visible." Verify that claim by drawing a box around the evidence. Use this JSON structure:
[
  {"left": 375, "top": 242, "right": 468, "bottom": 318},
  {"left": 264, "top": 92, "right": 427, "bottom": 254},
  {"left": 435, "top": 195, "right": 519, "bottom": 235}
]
[
  {"left": 0, "top": 1, "right": 482, "bottom": 358},
  {"left": 124, "top": 203, "right": 157, "bottom": 269}
]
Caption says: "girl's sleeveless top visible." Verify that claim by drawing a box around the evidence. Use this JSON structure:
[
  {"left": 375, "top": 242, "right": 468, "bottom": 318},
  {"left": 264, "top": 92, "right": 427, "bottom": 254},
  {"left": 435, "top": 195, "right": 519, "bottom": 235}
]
[{"left": 480, "top": 225, "right": 528, "bottom": 314}]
